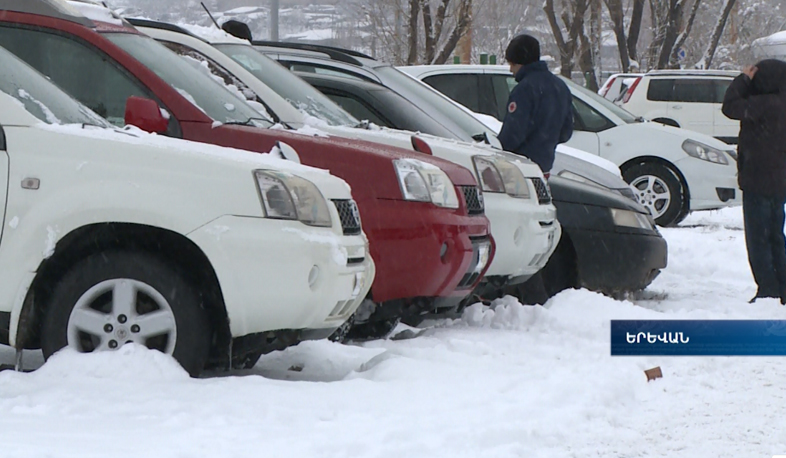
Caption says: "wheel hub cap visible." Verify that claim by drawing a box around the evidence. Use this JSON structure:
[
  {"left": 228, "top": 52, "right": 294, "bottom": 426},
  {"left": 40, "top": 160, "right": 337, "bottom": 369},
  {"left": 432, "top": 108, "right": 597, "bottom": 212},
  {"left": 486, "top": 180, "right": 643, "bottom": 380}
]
[
  {"left": 67, "top": 279, "right": 177, "bottom": 355},
  {"left": 631, "top": 174, "right": 671, "bottom": 219}
]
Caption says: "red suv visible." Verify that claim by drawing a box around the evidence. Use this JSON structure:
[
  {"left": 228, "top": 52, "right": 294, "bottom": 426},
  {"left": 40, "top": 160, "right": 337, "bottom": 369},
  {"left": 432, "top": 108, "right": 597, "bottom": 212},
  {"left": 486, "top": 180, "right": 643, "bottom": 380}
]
[{"left": 0, "top": 2, "right": 493, "bottom": 347}]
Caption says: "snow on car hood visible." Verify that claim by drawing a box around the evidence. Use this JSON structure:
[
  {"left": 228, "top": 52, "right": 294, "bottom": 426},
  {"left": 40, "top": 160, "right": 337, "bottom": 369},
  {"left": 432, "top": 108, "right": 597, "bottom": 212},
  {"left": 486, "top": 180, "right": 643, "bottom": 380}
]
[
  {"left": 175, "top": 22, "right": 251, "bottom": 45},
  {"left": 35, "top": 123, "right": 351, "bottom": 196},
  {"left": 621, "top": 120, "right": 736, "bottom": 152}
]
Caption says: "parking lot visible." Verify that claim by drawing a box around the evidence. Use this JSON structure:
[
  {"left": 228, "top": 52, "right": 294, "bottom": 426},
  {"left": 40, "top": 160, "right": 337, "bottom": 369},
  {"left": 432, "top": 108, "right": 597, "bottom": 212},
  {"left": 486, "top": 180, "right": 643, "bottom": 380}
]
[{"left": 0, "top": 207, "right": 783, "bottom": 458}]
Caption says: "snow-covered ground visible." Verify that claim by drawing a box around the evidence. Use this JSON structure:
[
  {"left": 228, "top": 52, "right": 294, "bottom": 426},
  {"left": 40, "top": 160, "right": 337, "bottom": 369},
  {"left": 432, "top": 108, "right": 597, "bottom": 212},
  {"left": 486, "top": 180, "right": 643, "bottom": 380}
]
[{"left": 2, "top": 205, "right": 786, "bottom": 458}]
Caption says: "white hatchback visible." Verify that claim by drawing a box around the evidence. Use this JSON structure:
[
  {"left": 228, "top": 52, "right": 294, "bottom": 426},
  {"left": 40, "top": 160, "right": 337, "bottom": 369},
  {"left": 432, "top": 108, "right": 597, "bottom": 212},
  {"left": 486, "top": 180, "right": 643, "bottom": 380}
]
[
  {"left": 0, "top": 45, "right": 374, "bottom": 376},
  {"left": 400, "top": 64, "right": 741, "bottom": 227}
]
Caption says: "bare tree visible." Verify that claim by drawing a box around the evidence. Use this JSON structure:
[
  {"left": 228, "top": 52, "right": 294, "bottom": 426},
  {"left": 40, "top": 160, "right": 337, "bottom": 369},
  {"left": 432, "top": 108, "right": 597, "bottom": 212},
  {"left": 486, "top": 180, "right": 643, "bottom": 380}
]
[
  {"left": 627, "top": 0, "right": 646, "bottom": 65},
  {"left": 696, "top": 0, "right": 737, "bottom": 68},
  {"left": 605, "top": 0, "right": 630, "bottom": 71},
  {"left": 669, "top": 0, "right": 702, "bottom": 67},
  {"left": 544, "top": 0, "right": 589, "bottom": 77}
]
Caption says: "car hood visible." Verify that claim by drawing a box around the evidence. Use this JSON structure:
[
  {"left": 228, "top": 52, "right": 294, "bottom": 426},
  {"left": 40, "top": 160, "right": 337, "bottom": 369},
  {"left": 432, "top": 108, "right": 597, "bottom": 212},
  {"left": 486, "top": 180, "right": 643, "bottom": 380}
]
[
  {"left": 617, "top": 120, "right": 735, "bottom": 151},
  {"left": 552, "top": 152, "right": 631, "bottom": 191},
  {"left": 549, "top": 175, "right": 649, "bottom": 213}
]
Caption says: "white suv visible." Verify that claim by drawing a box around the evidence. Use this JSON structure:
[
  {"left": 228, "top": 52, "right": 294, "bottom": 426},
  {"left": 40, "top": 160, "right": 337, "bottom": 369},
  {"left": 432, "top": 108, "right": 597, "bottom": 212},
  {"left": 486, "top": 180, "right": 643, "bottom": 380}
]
[
  {"left": 614, "top": 70, "right": 740, "bottom": 144},
  {"left": 0, "top": 45, "right": 373, "bottom": 376}
]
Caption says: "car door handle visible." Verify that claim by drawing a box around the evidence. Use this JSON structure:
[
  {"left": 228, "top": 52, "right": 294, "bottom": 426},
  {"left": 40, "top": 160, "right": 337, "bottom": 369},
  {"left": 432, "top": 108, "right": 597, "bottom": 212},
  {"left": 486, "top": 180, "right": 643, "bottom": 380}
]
[{"left": 672, "top": 105, "right": 683, "bottom": 110}]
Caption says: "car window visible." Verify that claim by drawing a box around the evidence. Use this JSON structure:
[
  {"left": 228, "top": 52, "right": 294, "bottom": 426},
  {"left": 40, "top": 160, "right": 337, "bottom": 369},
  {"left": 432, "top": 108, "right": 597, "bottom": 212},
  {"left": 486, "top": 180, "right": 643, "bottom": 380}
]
[
  {"left": 647, "top": 79, "right": 674, "bottom": 102},
  {"left": 0, "top": 26, "right": 154, "bottom": 127},
  {"left": 0, "top": 44, "right": 111, "bottom": 127},
  {"left": 714, "top": 79, "right": 732, "bottom": 103},
  {"left": 292, "top": 64, "right": 366, "bottom": 81},
  {"left": 572, "top": 97, "right": 615, "bottom": 132},
  {"left": 422, "top": 74, "right": 481, "bottom": 113},
  {"left": 159, "top": 41, "right": 276, "bottom": 122},
  {"left": 323, "top": 92, "right": 387, "bottom": 126},
  {"left": 490, "top": 75, "right": 512, "bottom": 120},
  {"left": 105, "top": 33, "right": 267, "bottom": 126},
  {"left": 673, "top": 79, "right": 715, "bottom": 103},
  {"left": 214, "top": 44, "right": 358, "bottom": 127}
]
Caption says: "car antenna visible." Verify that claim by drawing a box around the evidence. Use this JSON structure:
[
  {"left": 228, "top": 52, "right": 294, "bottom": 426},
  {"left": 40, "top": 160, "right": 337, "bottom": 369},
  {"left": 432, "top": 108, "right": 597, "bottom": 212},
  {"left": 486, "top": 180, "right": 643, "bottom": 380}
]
[{"left": 201, "top": 2, "right": 221, "bottom": 29}]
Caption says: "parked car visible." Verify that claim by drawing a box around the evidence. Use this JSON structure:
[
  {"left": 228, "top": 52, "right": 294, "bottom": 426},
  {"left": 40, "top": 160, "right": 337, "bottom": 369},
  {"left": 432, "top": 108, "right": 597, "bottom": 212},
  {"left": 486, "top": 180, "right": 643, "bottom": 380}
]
[
  {"left": 753, "top": 30, "right": 786, "bottom": 60},
  {"left": 611, "top": 70, "right": 740, "bottom": 145},
  {"left": 399, "top": 64, "right": 741, "bottom": 226},
  {"left": 253, "top": 41, "right": 668, "bottom": 297},
  {"left": 598, "top": 73, "right": 644, "bottom": 102},
  {"left": 128, "top": 19, "right": 561, "bottom": 320},
  {"left": 0, "top": 1, "right": 494, "bottom": 340},
  {"left": 0, "top": 43, "right": 375, "bottom": 376}
]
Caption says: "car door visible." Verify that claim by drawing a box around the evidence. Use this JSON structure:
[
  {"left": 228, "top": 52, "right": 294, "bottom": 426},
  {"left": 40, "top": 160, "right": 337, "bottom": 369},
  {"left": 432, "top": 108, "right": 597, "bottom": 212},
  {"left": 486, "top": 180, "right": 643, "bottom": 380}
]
[
  {"left": 0, "top": 126, "right": 7, "bottom": 242},
  {"left": 712, "top": 78, "right": 739, "bottom": 143},
  {"left": 564, "top": 97, "right": 609, "bottom": 155},
  {"left": 489, "top": 74, "right": 516, "bottom": 121},
  {"left": 669, "top": 79, "right": 715, "bottom": 136}
]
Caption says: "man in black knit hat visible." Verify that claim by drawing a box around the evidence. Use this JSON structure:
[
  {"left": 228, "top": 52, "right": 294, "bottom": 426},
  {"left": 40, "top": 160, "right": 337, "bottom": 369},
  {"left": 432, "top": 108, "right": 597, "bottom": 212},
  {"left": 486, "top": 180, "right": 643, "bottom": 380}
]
[{"left": 497, "top": 34, "right": 573, "bottom": 175}]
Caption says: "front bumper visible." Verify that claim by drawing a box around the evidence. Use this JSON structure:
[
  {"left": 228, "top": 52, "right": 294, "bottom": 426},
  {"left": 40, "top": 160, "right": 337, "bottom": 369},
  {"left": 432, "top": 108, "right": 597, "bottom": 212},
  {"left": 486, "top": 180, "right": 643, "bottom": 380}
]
[
  {"left": 567, "top": 227, "right": 668, "bottom": 292},
  {"left": 483, "top": 193, "right": 561, "bottom": 280},
  {"left": 188, "top": 216, "right": 375, "bottom": 338},
  {"left": 674, "top": 156, "right": 741, "bottom": 211},
  {"left": 365, "top": 199, "right": 492, "bottom": 302}
]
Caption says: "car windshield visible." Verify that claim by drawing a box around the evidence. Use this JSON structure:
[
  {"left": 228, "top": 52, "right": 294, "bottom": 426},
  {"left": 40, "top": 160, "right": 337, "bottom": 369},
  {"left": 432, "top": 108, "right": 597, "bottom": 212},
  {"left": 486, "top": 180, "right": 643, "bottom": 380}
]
[
  {"left": 215, "top": 44, "right": 359, "bottom": 127},
  {"left": 376, "top": 66, "right": 497, "bottom": 141},
  {"left": 562, "top": 77, "right": 639, "bottom": 124},
  {"left": 105, "top": 33, "right": 270, "bottom": 126},
  {"left": 0, "top": 45, "right": 110, "bottom": 126}
]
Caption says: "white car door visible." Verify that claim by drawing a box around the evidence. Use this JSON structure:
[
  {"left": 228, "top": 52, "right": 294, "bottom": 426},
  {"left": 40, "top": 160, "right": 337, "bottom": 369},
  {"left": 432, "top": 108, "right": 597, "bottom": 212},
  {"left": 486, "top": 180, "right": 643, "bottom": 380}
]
[
  {"left": 0, "top": 128, "right": 7, "bottom": 242},
  {"left": 669, "top": 79, "right": 715, "bottom": 137}
]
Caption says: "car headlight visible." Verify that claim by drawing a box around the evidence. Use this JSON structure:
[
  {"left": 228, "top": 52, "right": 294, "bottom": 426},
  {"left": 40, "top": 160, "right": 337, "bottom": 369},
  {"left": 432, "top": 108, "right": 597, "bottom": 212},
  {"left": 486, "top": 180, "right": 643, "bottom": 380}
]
[
  {"left": 394, "top": 159, "right": 459, "bottom": 209},
  {"left": 726, "top": 149, "right": 738, "bottom": 162},
  {"left": 611, "top": 208, "right": 653, "bottom": 230},
  {"left": 682, "top": 140, "right": 729, "bottom": 165},
  {"left": 254, "top": 170, "right": 332, "bottom": 227},
  {"left": 558, "top": 170, "right": 606, "bottom": 189},
  {"left": 472, "top": 156, "right": 531, "bottom": 198}
]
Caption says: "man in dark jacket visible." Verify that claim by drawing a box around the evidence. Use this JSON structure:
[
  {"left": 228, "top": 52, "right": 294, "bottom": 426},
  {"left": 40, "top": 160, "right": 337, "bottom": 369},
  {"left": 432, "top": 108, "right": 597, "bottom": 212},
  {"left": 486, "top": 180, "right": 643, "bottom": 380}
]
[
  {"left": 498, "top": 34, "right": 573, "bottom": 174},
  {"left": 722, "top": 59, "right": 786, "bottom": 304}
]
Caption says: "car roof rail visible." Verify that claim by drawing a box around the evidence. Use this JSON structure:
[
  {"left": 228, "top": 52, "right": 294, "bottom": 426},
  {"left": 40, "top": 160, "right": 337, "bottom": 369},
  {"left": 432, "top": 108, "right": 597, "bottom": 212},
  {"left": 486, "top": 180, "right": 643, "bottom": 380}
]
[
  {"left": 124, "top": 17, "right": 208, "bottom": 43},
  {"left": 251, "top": 40, "right": 372, "bottom": 66}
]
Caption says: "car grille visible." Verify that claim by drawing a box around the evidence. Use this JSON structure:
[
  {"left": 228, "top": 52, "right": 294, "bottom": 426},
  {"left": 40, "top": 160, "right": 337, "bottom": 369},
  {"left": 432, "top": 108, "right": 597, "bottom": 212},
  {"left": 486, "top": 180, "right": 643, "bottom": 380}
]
[
  {"left": 460, "top": 186, "right": 485, "bottom": 215},
  {"left": 531, "top": 178, "right": 552, "bottom": 205},
  {"left": 332, "top": 199, "right": 362, "bottom": 236}
]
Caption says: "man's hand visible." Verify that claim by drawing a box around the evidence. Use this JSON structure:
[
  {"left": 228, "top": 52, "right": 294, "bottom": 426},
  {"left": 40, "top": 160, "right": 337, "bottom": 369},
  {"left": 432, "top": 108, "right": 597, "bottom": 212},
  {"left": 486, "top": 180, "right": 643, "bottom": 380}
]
[{"left": 743, "top": 65, "right": 758, "bottom": 79}]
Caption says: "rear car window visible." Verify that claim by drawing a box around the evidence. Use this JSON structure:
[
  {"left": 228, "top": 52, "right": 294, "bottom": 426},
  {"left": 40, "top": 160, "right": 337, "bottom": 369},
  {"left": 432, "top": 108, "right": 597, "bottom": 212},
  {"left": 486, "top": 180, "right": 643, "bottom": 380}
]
[{"left": 646, "top": 79, "right": 674, "bottom": 102}]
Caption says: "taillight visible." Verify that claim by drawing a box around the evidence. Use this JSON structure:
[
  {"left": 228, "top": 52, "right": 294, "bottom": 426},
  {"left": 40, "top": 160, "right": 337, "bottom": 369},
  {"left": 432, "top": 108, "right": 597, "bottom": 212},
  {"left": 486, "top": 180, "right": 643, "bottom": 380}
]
[
  {"left": 599, "top": 77, "right": 616, "bottom": 97},
  {"left": 411, "top": 136, "right": 433, "bottom": 155},
  {"left": 621, "top": 77, "right": 642, "bottom": 104}
]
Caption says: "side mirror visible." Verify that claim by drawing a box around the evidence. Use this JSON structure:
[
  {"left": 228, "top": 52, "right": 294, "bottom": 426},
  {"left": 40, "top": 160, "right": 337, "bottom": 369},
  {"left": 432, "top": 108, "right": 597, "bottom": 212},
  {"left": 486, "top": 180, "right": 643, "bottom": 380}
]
[
  {"left": 124, "top": 96, "right": 168, "bottom": 134},
  {"left": 273, "top": 141, "right": 301, "bottom": 164}
]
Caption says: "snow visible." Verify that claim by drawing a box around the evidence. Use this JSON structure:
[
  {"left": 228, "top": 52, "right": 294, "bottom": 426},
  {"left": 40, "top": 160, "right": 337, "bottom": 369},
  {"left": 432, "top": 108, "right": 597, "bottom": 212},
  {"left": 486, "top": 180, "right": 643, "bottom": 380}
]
[
  {"left": 5, "top": 206, "right": 786, "bottom": 456},
  {"left": 7, "top": 216, "right": 18, "bottom": 229},
  {"left": 175, "top": 22, "right": 250, "bottom": 45},
  {"left": 284, "top": 29, "right": 334, "bottom": 41},
  {"left": 35, "top": 123, "right": 332, "bottom": 176},
  {"left": 43, "top": 225, "right": 59, "bottom": 258},
  {"left": 66, "top": 1, "right": 125, "bottom": 26},
  {"left": 282, "top": 227, "right": 349, "bottom": 266},
  {"left": 18, "top": 89, "right": 60, "bottom": 124}
]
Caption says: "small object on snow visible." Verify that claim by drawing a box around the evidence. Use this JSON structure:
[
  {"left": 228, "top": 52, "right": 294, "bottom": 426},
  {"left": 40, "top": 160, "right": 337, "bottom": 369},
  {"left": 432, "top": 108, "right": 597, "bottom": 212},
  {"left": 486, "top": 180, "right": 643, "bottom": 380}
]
[
  {"left": 288, "top": 364, "right": 304, "bottom": 372},
  {"left": 645, "top": 366, "right": 663, "bottom": 381}
]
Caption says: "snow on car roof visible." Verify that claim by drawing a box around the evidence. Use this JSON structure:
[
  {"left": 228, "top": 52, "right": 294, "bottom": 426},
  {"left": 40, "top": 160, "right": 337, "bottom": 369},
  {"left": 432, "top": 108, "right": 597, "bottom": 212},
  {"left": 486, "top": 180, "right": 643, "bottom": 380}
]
[{"left": 0, "top": 0, "right": 94, "bottom": 26}]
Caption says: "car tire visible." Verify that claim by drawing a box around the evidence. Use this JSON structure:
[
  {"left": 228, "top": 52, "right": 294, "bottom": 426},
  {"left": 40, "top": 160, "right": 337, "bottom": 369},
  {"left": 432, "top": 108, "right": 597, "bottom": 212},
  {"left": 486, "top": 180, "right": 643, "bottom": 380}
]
[
  {"left": 343, "top": 317, "right": 400, "bottom": 341},
  {"left": 41, "top": 251, "right": 211, "bottom": 377},
  {"left": 328, "top": 314, "right": 356, "bottom": 343},
  {"left": 623, "top": 162, "right": 688, "bottom": 227}
]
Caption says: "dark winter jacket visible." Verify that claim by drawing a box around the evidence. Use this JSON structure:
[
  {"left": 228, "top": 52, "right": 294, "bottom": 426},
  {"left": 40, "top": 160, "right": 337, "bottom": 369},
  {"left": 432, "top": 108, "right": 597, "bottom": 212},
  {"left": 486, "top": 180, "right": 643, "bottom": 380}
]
[
  {"left": 722, "top": 59, "right": 786, "bottom": 199},
  {"left": 498, "top": 61, "right": 573, "bottom": 173}
]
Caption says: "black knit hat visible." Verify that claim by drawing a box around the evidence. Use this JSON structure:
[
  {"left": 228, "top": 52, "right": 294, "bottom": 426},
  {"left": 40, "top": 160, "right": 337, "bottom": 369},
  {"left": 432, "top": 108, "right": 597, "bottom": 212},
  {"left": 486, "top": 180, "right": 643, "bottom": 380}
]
[
  {"left": 505, "top": 34, "right": 540, "bottom": 66},
  {"left": 222, "top": 20, "right": 253, "bottom": 41}
]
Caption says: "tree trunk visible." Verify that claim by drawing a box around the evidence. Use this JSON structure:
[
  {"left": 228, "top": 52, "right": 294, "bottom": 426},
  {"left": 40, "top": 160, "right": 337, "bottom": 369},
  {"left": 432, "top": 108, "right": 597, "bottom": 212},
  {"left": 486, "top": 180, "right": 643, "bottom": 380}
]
[
  {"left": 627, "top": 0, "right": 645, "bottom": 65},
  {"left": 422, "top": 0, "right": 435, "bottom": 63},
  {"left": 697, "top": 0, "right": 737, "bottom": 69},
  {"left": 544, "top": 0, "right": 588, "bottom": 78},
  {"left": 433, "top": 0, "right": 472, "bottom": 64},
  {"left": 655, "top": 0, "right": 683, "bottom": 69},
  {"left": 605, "top": 0, "right": 630, "bottom": 72},
  {"left": 579, "top": 33, "right": 599, "bottom": 91},
  {"left": 669, "top": 0, "right": 702, "bottom": 68},
  {"left": 406, "top": 0, "right": 420, "bottom": 64}
]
